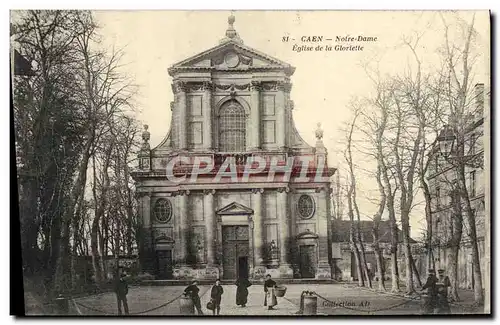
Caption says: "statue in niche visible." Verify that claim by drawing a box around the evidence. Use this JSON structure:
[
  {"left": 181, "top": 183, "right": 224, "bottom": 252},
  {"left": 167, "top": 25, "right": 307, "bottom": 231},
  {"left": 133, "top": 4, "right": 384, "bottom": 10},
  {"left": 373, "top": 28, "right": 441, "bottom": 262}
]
[
  {"left": 268, "top": 240, "right": 279, "bottom": 261},
  {"left": 195, "top": 239, "right": 205, "bottom": 264}
]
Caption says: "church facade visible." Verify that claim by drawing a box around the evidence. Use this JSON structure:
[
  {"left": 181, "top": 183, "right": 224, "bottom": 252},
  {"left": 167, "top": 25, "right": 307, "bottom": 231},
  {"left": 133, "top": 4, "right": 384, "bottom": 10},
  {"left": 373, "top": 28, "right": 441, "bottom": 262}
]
[{"left": 131, "top": 16, "right": 335, "bottom": 281}]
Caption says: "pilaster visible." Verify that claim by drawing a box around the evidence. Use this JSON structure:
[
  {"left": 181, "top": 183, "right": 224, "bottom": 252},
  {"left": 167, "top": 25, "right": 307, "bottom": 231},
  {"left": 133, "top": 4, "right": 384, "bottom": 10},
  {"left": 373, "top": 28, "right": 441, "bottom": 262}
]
[
  {"left": 203, "top": 82, "right": 213, "bottom": 149},
  {"left": 138, "top": 192, "right": 154, "bottom": 274},
  {"left": 277, "top": 187, "right": 293, "bottom": 278},
  {"left": 173, "top": 81, "right": 188, "bottom": 150},
  {"left": 252, "top": 188, "right": 264, "bottom": 265},
  {"left": 178, "top": 190, "right": 189, "bottom": 264},
  {"left": 276, "top": 81, "right": 292, "bottom": 149},
  {"left": 250, "top": 81, "right": 261, "bottom": 149},
  {"left": 316, "top": 186, "right": 333, "bottom": 279},
  {"left": 204, "top": 189, "right": 216, "bottom": 265}
]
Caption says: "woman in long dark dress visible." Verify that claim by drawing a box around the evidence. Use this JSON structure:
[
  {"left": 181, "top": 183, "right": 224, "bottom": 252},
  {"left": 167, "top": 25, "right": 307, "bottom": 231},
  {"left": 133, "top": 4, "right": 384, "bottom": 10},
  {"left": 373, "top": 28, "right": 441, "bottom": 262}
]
[
  {"left": 263, "top": 274, "right": 277, "bottom": 310},
  {"left": 235, "top": 278, "right": 252, "bottom": 307}
]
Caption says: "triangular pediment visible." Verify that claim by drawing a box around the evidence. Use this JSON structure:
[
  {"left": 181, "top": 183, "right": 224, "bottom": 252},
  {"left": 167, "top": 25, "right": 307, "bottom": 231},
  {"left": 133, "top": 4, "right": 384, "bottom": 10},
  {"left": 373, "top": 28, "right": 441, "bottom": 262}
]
[
  {"left": 216, "top": 201, "right": 254, "bottom": 215},
  {"left": 168, "top": 40, "right": 295, "bottom": 75}
]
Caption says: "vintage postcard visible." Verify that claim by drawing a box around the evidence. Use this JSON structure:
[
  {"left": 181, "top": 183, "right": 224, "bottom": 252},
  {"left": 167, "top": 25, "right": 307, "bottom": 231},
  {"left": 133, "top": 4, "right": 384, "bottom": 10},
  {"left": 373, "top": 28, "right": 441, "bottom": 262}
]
[{"left": 11, "top": 10, "right": 491, "bottom": 316}]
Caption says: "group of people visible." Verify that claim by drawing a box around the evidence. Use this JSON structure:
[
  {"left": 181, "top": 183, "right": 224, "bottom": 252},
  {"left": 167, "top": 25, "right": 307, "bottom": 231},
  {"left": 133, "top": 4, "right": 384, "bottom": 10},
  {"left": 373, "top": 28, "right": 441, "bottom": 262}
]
[
  {"left": 112, "top": 270, "right": 279, "bottom": 316},
  {"left": 421, "top": 268, "right": 451, "bottom": 314},
  {"left": 183, "top": 274, "right": 279, "bottom": 315}
]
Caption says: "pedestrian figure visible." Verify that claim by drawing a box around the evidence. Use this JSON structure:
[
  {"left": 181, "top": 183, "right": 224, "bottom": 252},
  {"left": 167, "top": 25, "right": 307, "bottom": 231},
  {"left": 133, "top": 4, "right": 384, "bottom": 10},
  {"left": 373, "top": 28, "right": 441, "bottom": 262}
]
[
  {"left": 184, "top": 280, "right": 204, "bottom": 315},
  {"left": 263, "top": 274, "right": 277, "bottom": 310},
  {"left": 421, "top": 269, "right": 438, "bottom": 314},
  {"left": 114, "top": 271, "right": 129, "bottom": 315},
  {"left": 235, "top": 277, "right": 252, "bottom": 307},
  {"left": 436, "top": 269, "right": 451, "bottom": 314},
  {"left": 210, "top": 279, "right": 224, "bottom": 315}
]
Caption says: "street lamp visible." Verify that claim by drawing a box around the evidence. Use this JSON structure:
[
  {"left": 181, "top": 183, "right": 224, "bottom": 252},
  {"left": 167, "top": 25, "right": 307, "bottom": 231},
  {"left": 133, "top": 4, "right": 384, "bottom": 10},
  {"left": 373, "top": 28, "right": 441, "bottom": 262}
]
[{"left": 436, "top": 125, "right": 456, "bottom": 158}]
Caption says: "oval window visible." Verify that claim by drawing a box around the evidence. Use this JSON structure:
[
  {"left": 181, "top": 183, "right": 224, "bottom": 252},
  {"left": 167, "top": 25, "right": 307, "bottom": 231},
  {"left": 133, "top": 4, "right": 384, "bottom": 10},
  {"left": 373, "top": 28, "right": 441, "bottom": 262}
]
[
  {"left": 297, "top": 195, "right": 315, "bottom": 219},
  {"left": 154, "top": 198, "right": 173, "bottom": 223}
]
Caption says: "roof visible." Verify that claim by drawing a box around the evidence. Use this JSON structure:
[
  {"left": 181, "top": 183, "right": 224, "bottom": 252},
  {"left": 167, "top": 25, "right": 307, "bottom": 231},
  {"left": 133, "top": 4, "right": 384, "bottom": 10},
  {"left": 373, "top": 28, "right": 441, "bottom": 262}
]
[
  {"left": 331, "top": 219, "right": 418, "bottom": 244},
  {"left": 168, "top": 40, "right": 295, "bottom": 76},
  {"left": 167, "top": 15, "right": 295, "bottom": 76}
]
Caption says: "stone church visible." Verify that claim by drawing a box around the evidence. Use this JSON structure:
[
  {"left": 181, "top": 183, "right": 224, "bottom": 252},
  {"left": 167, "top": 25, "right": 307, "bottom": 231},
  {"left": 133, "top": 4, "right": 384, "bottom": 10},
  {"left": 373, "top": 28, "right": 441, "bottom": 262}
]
[{"left": 131, "top": 15, "right": 335, "bottom": 281}]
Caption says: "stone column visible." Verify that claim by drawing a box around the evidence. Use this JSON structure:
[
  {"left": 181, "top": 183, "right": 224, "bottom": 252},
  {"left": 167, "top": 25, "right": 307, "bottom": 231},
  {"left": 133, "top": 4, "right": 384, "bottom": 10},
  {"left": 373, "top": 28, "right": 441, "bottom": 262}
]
[
  {"left": 178, "top": 190, "right": 189, "bottom": 264},
  {"left": 250, "top": 81, "right": 261, "bottom": 149},
  {"left": 204, "top": 189, "right": 216, "bottom": 265},
  {"left": 252, "top": 188, "right": 264, "bottom": 266},
  {"left": 174, "top": 81, "right": 188, "bottom": 150},
  {"left": 277, "top": 187, "right": 293, "bottom": 278},
  {"left": 203, "top": 82, "right": 213, "bottom": 150},
  {"left": 140, "top": 192, "right": 154, "bottom": 274}
]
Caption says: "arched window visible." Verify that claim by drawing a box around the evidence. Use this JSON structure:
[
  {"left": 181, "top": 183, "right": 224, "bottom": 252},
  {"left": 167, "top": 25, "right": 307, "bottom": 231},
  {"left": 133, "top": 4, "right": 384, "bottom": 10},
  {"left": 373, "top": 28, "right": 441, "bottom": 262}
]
[{"left": 218, "top": 100, "right": 246, "bottom": 152}]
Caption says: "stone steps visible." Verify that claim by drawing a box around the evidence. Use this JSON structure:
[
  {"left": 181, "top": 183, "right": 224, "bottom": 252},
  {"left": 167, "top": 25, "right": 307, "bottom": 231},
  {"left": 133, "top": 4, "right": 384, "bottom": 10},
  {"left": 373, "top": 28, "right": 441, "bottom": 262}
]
[{"left": 141, "top": 279, "right": 340, "bottom": 286}]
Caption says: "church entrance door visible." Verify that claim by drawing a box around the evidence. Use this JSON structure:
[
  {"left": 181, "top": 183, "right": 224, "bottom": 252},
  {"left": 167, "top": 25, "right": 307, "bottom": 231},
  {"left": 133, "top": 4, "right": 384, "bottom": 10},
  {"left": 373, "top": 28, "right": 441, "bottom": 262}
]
[
  {"left": 222, "top": 225, "right": 249, "bottom": 280},
  {"left": 299, "top": 245, "right": 316, "bottom": 278},
  {"left": 156, "top": 250, "right": 173, "bottom": 279}
]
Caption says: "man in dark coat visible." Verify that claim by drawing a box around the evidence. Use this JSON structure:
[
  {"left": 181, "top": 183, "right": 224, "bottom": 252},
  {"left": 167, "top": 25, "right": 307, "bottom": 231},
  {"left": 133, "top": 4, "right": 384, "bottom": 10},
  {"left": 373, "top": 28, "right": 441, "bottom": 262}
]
[
  {"left": 114, "top": 272, "right": 129, "bottom": 315},
  {"left": 436, "top": 269, "right": 451, "bottom": 314},
  {"left": 421, "top": 269, "right": 438, "bottom": 314},
  {"left": 235, "top": 278, "right": 252, "bottom": 307},
  {"left": 263, "top": 274, "right": 277, "bottom": 310},
  {"left": 210, "top": 279, "right": 224, "bottom": 315},
  {"left": 184, "top": 280, "right": 203, "bottom": 315}
]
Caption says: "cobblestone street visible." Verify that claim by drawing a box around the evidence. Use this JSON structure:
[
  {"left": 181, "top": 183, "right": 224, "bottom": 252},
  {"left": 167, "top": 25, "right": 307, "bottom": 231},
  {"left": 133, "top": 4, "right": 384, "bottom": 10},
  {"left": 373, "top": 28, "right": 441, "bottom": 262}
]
[{"left": 66, "top": 283, "right": 482, "bottom": 316}]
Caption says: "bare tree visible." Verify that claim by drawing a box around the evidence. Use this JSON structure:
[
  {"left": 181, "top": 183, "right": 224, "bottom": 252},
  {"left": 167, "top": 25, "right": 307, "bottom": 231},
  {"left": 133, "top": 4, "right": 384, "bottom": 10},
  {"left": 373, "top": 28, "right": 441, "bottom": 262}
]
[
  {"left": 14, "top": 10, "right": 97, "bottom": 292},
  {"left": 363, "top": 74, "right": 402, "bottom": 293},
  {"left": 344, "top": 106, "right": 372, "bottom": 288},
  {"left": 438, "top": 12, "right": 484, "bottom": 305},
  {"left": 13, "top": 10, "right": 138, "bottom": 294}
]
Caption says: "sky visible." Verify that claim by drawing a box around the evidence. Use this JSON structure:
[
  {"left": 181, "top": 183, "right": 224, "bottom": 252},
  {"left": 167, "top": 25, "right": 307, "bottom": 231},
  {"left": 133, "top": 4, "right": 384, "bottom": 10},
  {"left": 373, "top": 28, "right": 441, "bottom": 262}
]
[{"left": 93, "top": 10, "right": 490, "bottom": 239}]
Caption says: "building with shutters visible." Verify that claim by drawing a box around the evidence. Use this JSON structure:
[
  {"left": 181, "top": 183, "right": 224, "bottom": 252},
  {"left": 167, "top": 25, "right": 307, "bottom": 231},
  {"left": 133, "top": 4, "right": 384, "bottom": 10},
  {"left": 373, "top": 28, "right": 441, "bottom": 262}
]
[
  {"left": 131, "top": 15, "right": 335, "bottom": 281},
  {"left": 426, "top": 83, "right": 486, "bottom": 289}
]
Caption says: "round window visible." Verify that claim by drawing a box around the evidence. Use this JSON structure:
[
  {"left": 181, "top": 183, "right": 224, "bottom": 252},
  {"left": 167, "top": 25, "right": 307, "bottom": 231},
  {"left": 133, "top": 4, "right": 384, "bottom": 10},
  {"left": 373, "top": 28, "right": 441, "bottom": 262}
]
[
  {"left": 154, "top": 198, "right": 173, "bottom": 223},
  {"left": 297, "top": 195, "right": 315, "bottom": 219}
]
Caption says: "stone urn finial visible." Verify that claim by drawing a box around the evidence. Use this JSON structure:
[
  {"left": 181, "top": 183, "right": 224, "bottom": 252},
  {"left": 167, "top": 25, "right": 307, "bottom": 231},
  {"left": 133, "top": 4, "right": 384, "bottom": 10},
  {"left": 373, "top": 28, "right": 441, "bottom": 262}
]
[
  {"left": 315, "top": 122, "right": 323, "bottom": 141},
  {"left": 141, "top": 124, "right": 150, "bottom": 150},
  {"left": 220, "top": 11, "right": 243, "bottom": 44}
]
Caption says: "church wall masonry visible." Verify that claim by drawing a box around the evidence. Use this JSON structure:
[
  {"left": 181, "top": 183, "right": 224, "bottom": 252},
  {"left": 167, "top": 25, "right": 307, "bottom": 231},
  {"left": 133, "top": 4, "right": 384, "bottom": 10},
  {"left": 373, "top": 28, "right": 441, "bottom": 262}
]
[{"left": 131, "top": 15, "right": 336, "bottom": 281}]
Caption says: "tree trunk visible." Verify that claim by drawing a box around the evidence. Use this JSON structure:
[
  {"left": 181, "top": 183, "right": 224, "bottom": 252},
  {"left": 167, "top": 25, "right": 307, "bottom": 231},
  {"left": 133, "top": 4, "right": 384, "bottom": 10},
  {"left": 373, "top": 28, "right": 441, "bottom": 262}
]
[
  {"left": 372, "top": 239, "right": 386, "bottom": 291},
  {"left": 419, "top": 156, "right": 435, "bottom": 273},
  {"left": 410, "top": 255, "right": 422, "bottom": 287},
  {"left": 458, "top": 169, "right": 483, "bottom": 305},
  {"left": 351, "top": 240, "right": 364, "bottom": 286},
  {"left": 447, "top": 242, "right": 461, "bottom": 301},
  {"left": 19, "top": 176, "right": 40, "bottom": 275},
  {"left": 70, "top": 192, "right": 84, "bottom": 289},
  {"left": 98, "top": 219, "right": 106, "bottom": 280},
  {"left": 390, "top": 248, "right": 400, "bottom": 292},
  {"left": 345, "top": 111, "right": 365, "bottom": 287},
  {"left": 53, "top": 135, "right": 93, "bottom": 292},
  {"left": 402, "top": 217, "right": 416, "bottom": 294},
  {"left": 90, "top": 217, "right": 102, "bottom": 283},
  {"left": 389, "top": 221, "right": 401, "bottom": 293},
  {"left": 356, "top": 225, "right": 372, "bottom": 288},
  {"left": 372, "top": 165, "right": 386, "bottom": 291}
]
